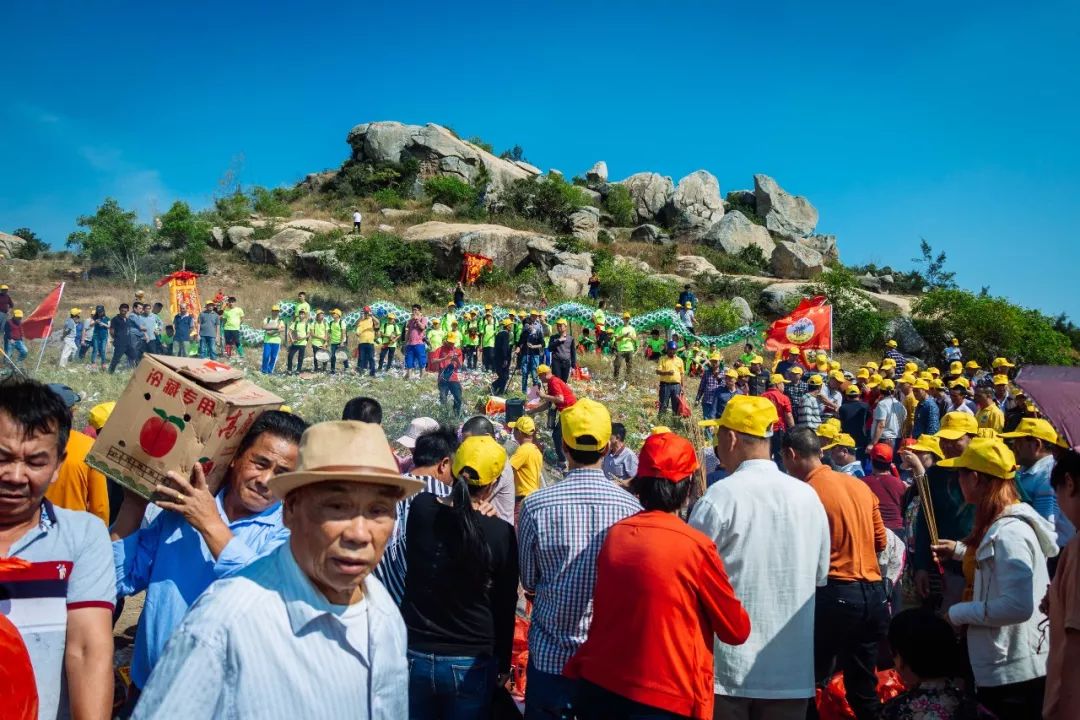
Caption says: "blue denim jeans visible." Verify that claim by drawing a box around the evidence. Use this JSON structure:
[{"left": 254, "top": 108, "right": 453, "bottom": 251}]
[
  {"left": 407, "top": 650, "right": 495, "bottom": 720},
  {"left": 358, "top": 343, "right": 376, "bottom": 376},
  {"left": 5, "top": 338, "right": 28, "bottom": 362},
  {"left": 198, "top": 336, "right": 216, "bottom": 359},
  {"left": 524, "top": 660, "right": 579, "bottom": 720},
  {"left": 261, "top": 342, "right": 281, "bottom": 374},
  {"left": 521, "top": 353, "right": 541, "bottom": 392},
  {"left": 438, "top": 380, "right": 462, "bottom": 416}
]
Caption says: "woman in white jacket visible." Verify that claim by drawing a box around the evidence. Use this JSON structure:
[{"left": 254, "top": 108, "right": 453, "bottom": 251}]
[{"left": 932, "top": 437, "right": 1057, "bottom": 720}]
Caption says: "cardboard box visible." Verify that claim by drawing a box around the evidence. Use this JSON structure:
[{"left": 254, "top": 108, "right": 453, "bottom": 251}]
[{"left": 87, "top": 354, "right": 283, "bottom": 500}]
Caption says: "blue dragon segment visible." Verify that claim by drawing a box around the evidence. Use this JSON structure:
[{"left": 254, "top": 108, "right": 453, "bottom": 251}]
[{"left": 239, "top": 301, "right": 763, "bottom": 348}]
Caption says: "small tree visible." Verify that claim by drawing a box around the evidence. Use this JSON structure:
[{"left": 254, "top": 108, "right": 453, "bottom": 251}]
[
  {"left": 12, "top": 228, "right": 49, "bottom": 259},
  {"left": 912, "top": 239, "right": 956, "bottom": 290},
  {"left": 158, "top": 201, "right": 210, "bottom": 249},
  {"left": 499, "top": 145, "right": 526, "bottom": 162},
  {"left": 603, "top": 185, "right": 635, "bottom": 227},
  {"left": 67, "top": 198, "right": 152, "bottom": 283}
]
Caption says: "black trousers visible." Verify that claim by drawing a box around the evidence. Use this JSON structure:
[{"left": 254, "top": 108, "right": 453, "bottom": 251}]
[
  {"left": 287, "top": 344, "right": 306, "bottom": 373},
  {"left": 464, "top": 346, "right": 478, "bottom": 369},
  {"left": 976, "top": 676, "right": 1046, "bottom": 720},
  {"left": 108, "top": 342, "right": 137, "bottom": 373},
  {"left": 551, "top": 357, "right": 571, "bottom": 382},
  {"left": 808, "top": 579, "right": 890, "bottom": 720},
  {"left": 378, "top": 346, "right": 396, "bottom": 370},
  {"left": 482, "top": 346, "right": 494, "bottom": 371},
  {"left": 330, "top": 343, "right": 349, "bottom": 372},
  {"left": 492, "top": 364, "right": 510, "bottom": 395}
]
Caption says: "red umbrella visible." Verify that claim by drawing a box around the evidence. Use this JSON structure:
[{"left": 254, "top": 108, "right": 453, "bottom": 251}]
[{"left": 1014, "top": 365, "right": 1080, "bottom": 451}]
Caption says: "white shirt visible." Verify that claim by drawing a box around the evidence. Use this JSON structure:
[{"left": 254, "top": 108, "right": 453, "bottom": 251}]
[
  {"left": 353, "top": 211, "right": 362, "bottom": 223},
  {"left": 133, "top": 543, "right": 407, "bottom": 719},
  {"left": 873, "top": 396, "right": 907, "bottom": 440},
  {"left": 689, "top": 459, "right": 829, "bottom": 699}
]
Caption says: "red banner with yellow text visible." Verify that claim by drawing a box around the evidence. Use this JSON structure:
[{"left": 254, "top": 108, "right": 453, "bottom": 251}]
[{"left": 764, "top": 295, "right": 832, "bottom": 352}]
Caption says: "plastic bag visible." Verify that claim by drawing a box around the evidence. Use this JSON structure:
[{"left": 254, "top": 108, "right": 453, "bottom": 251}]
[
  {"left": 676, "top": 394, "right": 693, "bottom": 418},
  {"left": 510, "top": 614, "right": 530, "bottom": 700},
  {"left": 815, "top": 669, "right": 906, "bottom": 719},
  {"left": 0, "top": 560, "right": 39, "bottom": 720}
]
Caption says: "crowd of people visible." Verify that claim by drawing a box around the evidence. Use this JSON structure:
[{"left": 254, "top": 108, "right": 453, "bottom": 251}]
[{"left": 2, "top": 274, "right": 1080, "bottom": 720}]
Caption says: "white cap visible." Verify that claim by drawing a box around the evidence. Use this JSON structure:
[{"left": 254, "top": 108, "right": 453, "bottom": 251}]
[{"left": 395, "top": 417, "right": 440, "bottom": 449}]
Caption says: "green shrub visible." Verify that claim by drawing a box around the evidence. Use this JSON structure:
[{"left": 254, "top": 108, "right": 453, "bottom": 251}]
[
  {"left": 252, "top": 186, "right": 301, "bottom": 217},
  {"left": 803, "top": 267, "right": 890, "bottom": 352},
  {"left": 158, "top": 201, "right": 211, "bottom": 250},
  {"left": 695, "top": 301, "right": 743, "bottom": 335},
  {"left": 727, "top": 197, "right": 764, "bottom": 226},
  {"left": 700, "top": 245, "right": 770, "bottom": 275},
  {"left": 478, "top": 264, "right": 513, "bottom": 290},
  {"left": 500, "top": 174, "right": 593, "bottom": 227},
  {"left": 214, "top": 190, "right": 252, "bottom": 223},
  {"left": 418, "top": 279, "right": 448, "bottom": 306},
  {"left": 251, "top": 222, "right": 279, "bottom": 241},
  {"left": 591, "top": 247, "right": 615, "bottom": 274},
  {"left": 555, "top": 235, "right": 588, "bottom": 253},
  {"left": 466, "top": 136, "right": 494, "bottom": 153},
  {"left": 603, "top": 185, "right": 635, "bottom": 227},
  {"left": 175, "top": 236, "right": 209, "bottom": 274},
  {"left": 372, "top": 188, "right": 405, "bottom": 209},
  {"left": 694, "top": 274, "right": 768, "bottom": 306},
  {"left": 597, "top": 266, "right": 679, "bottom": 314},
  {"left": 303, "top": 229, "right": 346, "bottom": 252},
  {"left": 658, "top": 244, "right": 677, "bottom": 271},
  {"left": 424, "top": 176, "right": 477, "bottom": 207},
  {"left": 326, "top": 158, "right": 418, "bottom": 199},
  {"left": 334, "top": 232, "right": 433, "bottom": 292},
  {"left": 913, "top": 288, "right": 1073, "bottom": 365},
  {"left": 12, "top": 228, "right": 50, "bottom": 259}
]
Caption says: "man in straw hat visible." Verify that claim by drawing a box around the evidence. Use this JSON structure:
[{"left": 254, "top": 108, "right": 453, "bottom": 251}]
[
  {"left": 518, "top": 399, "right": 641, "bottom": 717},
  {"left": 693, "top": 398, "right": 830, "bottom": 720},
  {"left": 133, "top": 421, "right": 421, "bottom": 718}
]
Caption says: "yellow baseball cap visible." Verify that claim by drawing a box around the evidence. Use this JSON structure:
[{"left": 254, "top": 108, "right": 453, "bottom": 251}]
[
  {"left": 12, "top": 309, "right": 23, "bottom": 318},
  {"left": 949, "top": 377, "right": 970, "bottom": 389},
  {"left": 789, "top": 365, "right": 804, "bottom": 375},
  {"left": 992, "top": 374, "right": 1009, "bottom": 386},
  {"left": 88, "top": 401, "right": 116, "bottom": 430},
  {"left": 881, "top": 358, "right": 897, "bottom": 369},
  {"left": 501, "top": 318, "right": 513, "bottom": 326},
  {"left": 898, "top": 373, "right": 917, "bottom": 385},
  {"left": 70, "top": 308, "right": 81, "bottom": 315},
  {"left": 485, "top": 304, "right": 493, "bottom": 310},
  {"left": 829, "top": 361, "right": 841, "bottom": 371},
  {"left": 951, "top": 337, "right": 960, "bottom": 345},
  {"left": 452, "top": 435, "right": 508, "bottom": 486},
  {"left": 919, "top": 371, "right": 933, "bottom": 380},
  {"left": 992, "top": 357, "right": 1014, "bottom": 369},
  {"left": 699, "top": 395, "right": 778, "bottom": 438},
  {"left": 886, "top": 339, "right": 898, "bottom": 348},
  {"left": 560, "top": 399, "right": 612, "bottom": 450},
  {"left": 822, "top": 433, "right": 856, "bottom": 451},
  {"left": 845, "top": 385, "right": 860, "bottom": 396},
  {"left": 908, "top": 433, "right": 945, "bottom": 460},
  {"left": 447, "top": 301, "right": 455, "bottom": 307},
  {"left": 928, "top": 367, "right": 941, "bottom": 377},
  {"left": 930, "top": 378, "right": 945, "bottom": 390},
  {"left": 966, "top": 360, "right": 980, "bottom": 370},
  {"left": 537, "top": 364, "right": 551, "bottom": 375},
  {"left": 807, "top": 374, "right": 824, "bottom": 387},
  {"left": 271, "top": 304, "right": 281, "bottom": 311},
  {"left": 1001, "top": 418, "right": 1061, "bottom": 445},
  {"left": 949, "top": 361, "right": 963, "bottom": 375},
  {"left": 509, "top": 416, "right": 536, "bottom": 436},
  {"left": 0, "top": 284, "right": 7, "bottom": 290},
  {"left": 856, "top": 369, "right": 870, "bottom": 380},
  {"left": 736, "top": 366, "right": 752, "bottom": 377},
  {"left": 388, "top": 313, "right": 397, "bottom": 320},
  {"left": 829, "top": 370, "right": 845, "bottom": 383},
  {"left": 675, "top": 303, "right": 683, "bottom": 308},
  {"left": 867, "top": 373, "right": 883, "bottom": 389},
  {"left": 904, "top": 362, "right": 918, "bottom": 374},
  {"left": 650, "top": 425, "right": 672, "bottom": 435},
  {"left": 879, "top": 378, "right": 896, "bottom": 392},
  {"left": 913, "top": 379, "right": 930, "bottom": 390},
  {"left": 816, "top": 418, "right": 841, "bottom": 439},
  {"left": 769, "top": 373, "right": 786, "bottom": 385},
  {"left": 724, "top": 368, "right": 739, "bottom": 379},
  {"left": 751, "top": 355, "right": 764, "bottom": 365},
  {"left": 938, "top": 437, "right": 1016, "bottom": 479},
  {"left": 445, "top": 332, "right": 459, "bottom": 343},
  {"left": 865, "top": 361, "right": 879, "bottom": 371},
  {"left": 622, "top": 312, "right": 631, "bottom": 319},
  {"left": 710, "top": 352, "right": 722, "bottom": 361},
  {"left": 936, "top": 411, "right": 980, "bottom": 440}
]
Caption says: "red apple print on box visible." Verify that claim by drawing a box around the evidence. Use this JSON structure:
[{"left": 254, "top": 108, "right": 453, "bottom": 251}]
[{"left": 139, "top": 408, "right": 186, "bottom": 458}]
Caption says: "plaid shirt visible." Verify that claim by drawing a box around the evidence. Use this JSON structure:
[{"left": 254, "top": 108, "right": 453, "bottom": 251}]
[
  {"left": 797, "top": 392, "right": 823, "bottom": 427},
  {"left": 885, "top": 349, "right": 907, "bottom": 367},
  {"left": 786, "top": 379, "right": 808, "bottom": 407},
  {"left": 518, "top": 468, "right": 641, "bottom": 674},
  {"left": 373, "top": 474, "right": 453, "bottom": 604},
  {"left": 696, "top": 370, "right": 723, "bottom": 404}
]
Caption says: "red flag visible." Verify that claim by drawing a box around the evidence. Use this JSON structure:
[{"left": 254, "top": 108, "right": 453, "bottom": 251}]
[
  {"left": 764, "top": 295, "right": 832, "bottom": 352},
  {"left": 21, "top": 283, "right": 64, "bottom": 340}
]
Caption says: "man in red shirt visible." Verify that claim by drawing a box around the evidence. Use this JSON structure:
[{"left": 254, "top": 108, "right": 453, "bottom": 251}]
[
  {"left": 565, "top": 430, "right": 749, "bottom": 720},
  {"left": 533, "top": 364, "right": 577, "bottom": 469},
  {"left": 861, "top": 443, "right": 907, "bottom": 535},
  {"left": 428, "top": 332, "right": 464, "bottom": 416},
  {"left": 762, "top": 373, "right": 795, "bottom": 465}
]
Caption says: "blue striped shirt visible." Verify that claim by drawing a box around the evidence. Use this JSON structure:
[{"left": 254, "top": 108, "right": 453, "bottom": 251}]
[
  {"left": 518, "top": 468, "right": 641, "bottom": 674},
  {"left": 132, "top": 543, "right": 408, "bottom": 720}
]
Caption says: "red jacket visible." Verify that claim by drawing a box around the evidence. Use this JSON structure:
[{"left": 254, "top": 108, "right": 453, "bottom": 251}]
[{"left": 564, "top": 511, "right": 750, "bottom": 719}]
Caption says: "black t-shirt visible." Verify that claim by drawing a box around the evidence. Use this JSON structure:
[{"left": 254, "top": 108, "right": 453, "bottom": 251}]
[
  {"left": 110, "top": 315, "right": 128, "bottom": 345},
  {"left": 838, "top": 399, "right": 870, "bottom": 447},
  {"left": 400, "top": 493, "right": 518, "bottom": 671},
  {"left": 453, "top": 288, "right": 465, "bottom": 304}
]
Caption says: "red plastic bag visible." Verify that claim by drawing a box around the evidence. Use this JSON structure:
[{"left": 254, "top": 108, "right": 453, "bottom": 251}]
[
  {"left": 676, "top": 394, "right": 693, "bottom": 418},
  {"left": 815, "top": 669, "right": 906, "bottom": 719},
  {"left": 0, "top": 560, "right": 39, "bottom": 720},
  {"left": 510, "top": 613, "right": 531, "bottom": 700}
]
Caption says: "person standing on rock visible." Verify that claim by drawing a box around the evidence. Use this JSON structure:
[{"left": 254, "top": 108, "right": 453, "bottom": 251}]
[
  {"left": 587, "top": 272, "right": 600, "bottom": 300},
  {"left": 352, "top": 208, "right": 362, "bottom": 233},
  {"left": 453, "top": 281, "right": 465, "bottom": 310}
]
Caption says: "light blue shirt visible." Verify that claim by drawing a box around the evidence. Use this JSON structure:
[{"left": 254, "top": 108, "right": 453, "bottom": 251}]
[
  {"left": 132, "top": 543, "right": 408, "bottom": 720},
  {"left": 1016, "top": 453, "right": 1075, "bottom": 547},
  {"left": 113, "top": 492, "right": 288, "bottom": 688}
]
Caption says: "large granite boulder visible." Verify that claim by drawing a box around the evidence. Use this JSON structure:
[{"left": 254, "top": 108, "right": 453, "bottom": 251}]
[
  {"left": 346, "top": 122, "right": 537, "bottom": 201},
  {"left": 548, "top": 264, "right": 592, "bottom": 297},
  {"left": 754, "top": 174, "right": 818, "bottom": 237},
  {"left": 614, "top": 255, "right": 653, "bottom": 273},
  {"left": 619, "top": 172, "right": 675, "bottom": 224},
  {"left": 731, "top": 296, "right": 754, "bottom": 325},
  {"left": 800, "top": 233, "right": 839, "bottom": 262},
  {"left": 525, "top": 238, "right": 593, "bottom": 274},
  {"left": 225, "top": 226, "right": 254, "bottom": 250},
  {"left": 283, "top": 218, "right": 342, "bottom": 234},
  {"left": 586, "top": 161, "right": 608, "bottom": 184},
  {"left": 403, "top": 221, "right": 553, "bottom": 277},
  {"left": 885, "top": 316, "right": 928, "bottom": 355},
  {"left": 630, "top": 224, "right": 671, "bottom": 246},
  {"left": 760, "top": 283, "right": 803, "bottom": 315},
  {"left": 676, "top": 255, "right": 720, "bottom": 279},
  {"left": 665, "top": 170, "right": 724, "bottom": 240},
  {"left": 702, "top": 211, "right": 776, "bottom": 257},
  {"left": 771, "top": 241, "right": 825, "bottom": 279},
  {"left": 295, "top": 250, "right": 343, "bottom": 280},
  {"left": 380, "top": 208, "right": 415, "bottom": 219},
  {"left": 431, "top": 203, "right": 454, "bottom": 216},
  {"left": 567, "top": 206, "right": 600, "bottom": 242},
  {"left": 248, "top": 228, "right": 313, "bottom": 267},
  {"left": 0, "top": 232, "right": 27, "bottom": 257},
  {"left": 209, "top": 226, "right": 226, "bottom": 249}
]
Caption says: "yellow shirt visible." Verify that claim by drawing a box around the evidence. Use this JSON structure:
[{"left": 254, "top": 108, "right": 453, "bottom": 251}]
[
  {"left": 356, "top": 317, "right": 377, "bottom": 344},
  {"left": 511, "top": 442, "right": 544, "bottom": 499},
  {"left": 977, "top": 404, "right": 1005, "bottom": 433},
  {"left": 903, "top": 392, "right": 918, "bottom": 437},
  {"left": 656, "top": 355, "right": 683, "bottom": 384},
  {"left": 45, "top": 431, "right": 109, "bottom": 525}
]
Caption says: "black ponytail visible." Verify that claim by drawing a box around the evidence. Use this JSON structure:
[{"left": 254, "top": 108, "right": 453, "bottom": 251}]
[{"left": 449, "top": 471, "right": 493, "bottom": 589}]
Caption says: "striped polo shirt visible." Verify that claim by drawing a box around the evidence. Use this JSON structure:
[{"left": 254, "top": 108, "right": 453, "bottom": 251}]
[{"left": 1, "top": 500, "right": 116, "bottom": 719}]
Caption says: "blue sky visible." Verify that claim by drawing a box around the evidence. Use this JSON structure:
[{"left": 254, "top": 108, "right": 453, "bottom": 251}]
[{"left": 3, "top": 1, "right": 1078, "bottom": 318}]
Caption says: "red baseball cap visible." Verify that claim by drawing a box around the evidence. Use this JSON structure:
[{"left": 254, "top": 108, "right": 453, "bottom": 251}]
[
  {"left": 636, "top": 431, "right": 699, "bottom": 482},
  {"left": 869, "top": 443, "right": 894, "bottom": 463}
]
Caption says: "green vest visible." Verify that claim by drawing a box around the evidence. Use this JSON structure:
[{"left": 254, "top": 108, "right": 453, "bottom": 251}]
[
  {"left": 512, "top": 322, "right": 522, "bottom": 344},
  {"left": 427, "top": 327, "right": 445, "bottom": 350},
  {"left": 615, "top": 325, "right": 638, "bottom": 353},
  {"left": 481, "top": 317, "right": 496, "bottom": 348},
  {"left": 378, "top": 322, "right": 400, "bottom": 346},
  {"left": 289, "top": 320, "right": 309, "bottom": 345},
  {"left": 328, "top": 319, "right": 344, "bottom": 344},
  {"left": 440, "top": 313, "right": 457, "bottom": 333},
  {"left": 579, "top": 334, "right": 595, "bottom": 350},
  {"left": 310, "top": 320, "right": 328, "bottom": 347},
  {"left": 263, "top": 316, "right": 283, "bottom": 344}
]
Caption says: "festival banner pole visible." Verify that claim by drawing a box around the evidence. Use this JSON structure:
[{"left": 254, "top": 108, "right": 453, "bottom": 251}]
[{"left": 33, "top": 282, "right": 65, "bottom": 375}]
